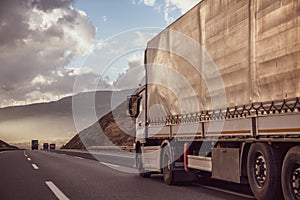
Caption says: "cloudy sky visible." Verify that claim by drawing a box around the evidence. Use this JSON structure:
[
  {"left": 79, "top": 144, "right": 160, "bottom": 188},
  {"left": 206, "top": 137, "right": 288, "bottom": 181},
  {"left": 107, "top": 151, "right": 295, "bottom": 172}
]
[{"left": 0, "top": 0, "right": 201, "bottom": 107}]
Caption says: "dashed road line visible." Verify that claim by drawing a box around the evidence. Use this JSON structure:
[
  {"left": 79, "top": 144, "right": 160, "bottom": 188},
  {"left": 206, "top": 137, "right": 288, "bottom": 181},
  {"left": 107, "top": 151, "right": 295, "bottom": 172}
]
[
  {"left": 99, "top": 162, "right": 138, "bottom": 173},
  {"left": 45, "top": 181, "right": 70, "bottom": 200},
  {"left": 32, "top": 164, "right": 39, "bottom": 170},
  {"left": 24, "top": 151, "right": 28, "bottom": 157},
  {"left": 27, "top": 158, "right": 31, "bottom": 161},
  {"left": 74, "top": 156, "right": 84, "bottom": 160},
  {"left": 100, "top": 161, "right": 120, "bottom": 168}
]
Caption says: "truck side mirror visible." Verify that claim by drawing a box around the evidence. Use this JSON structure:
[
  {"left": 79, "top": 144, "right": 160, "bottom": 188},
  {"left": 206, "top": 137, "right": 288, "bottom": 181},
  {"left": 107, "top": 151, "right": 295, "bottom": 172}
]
[{"left": 127, "top": 95, "right": 141, "bottom": 118}]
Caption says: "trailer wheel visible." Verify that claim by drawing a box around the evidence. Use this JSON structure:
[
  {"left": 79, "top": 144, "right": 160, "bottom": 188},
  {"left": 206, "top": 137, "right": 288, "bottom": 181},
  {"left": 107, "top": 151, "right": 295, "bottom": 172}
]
[
  {"left": 281, "top": 145, "right": 300, "bottom": 200},
  {"left": 162, "top": 146, "right": 174, "bottom": 185},
  {"left": 247, "top": 143, "right": 282, "bottom": 200},
  {"left": 136, "top": 147, "right": 151, "bottom": 178}
]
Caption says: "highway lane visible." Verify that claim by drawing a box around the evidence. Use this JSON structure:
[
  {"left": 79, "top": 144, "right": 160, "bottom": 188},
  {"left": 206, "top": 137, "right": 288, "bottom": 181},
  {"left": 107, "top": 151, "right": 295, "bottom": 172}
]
[
  {"left": 0, "top": 150, "right": 255, "bottom": 200},
  {"left": 0, "top": 150, "right": 56, "bottom": 200}
]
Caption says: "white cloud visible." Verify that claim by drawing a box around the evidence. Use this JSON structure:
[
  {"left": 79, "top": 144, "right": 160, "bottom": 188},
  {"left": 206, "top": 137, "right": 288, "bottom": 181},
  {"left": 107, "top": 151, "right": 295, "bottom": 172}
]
[
  {"left": 164, "top": 0, "right": 201, "bottom": 23},
  {"left": 127, "top": 53, "right": 144, "bottom": 69},
  {"left": 67, "top": 67, "right": 93, "bottom": 76},
  {"left": 0, "top": 66, "right": 111, "bottom": 108},
  {"left": 132, "top": 0, "right": 143, "bottom": 5},
  {"left": 31, "top": 74, "right": 56, "bottom": 85},
  {"left": 102, "top": 16, "right": 107, "bottom": 22},
  {"left": 132, "top": 0, "right": 161, "bottom": 12},
  {"left": 132, "top": 31, "right": 157, "bottom": 46},
  {"left": 57, "top": 70, "right": 65, "bottom": 77},
  {"left": 144, "top": 0, "right": 156, "bottom": 7},
  {"left": 0, "top": 0, "right": 97, "bottom": 107},
  {"left": 166, "top": 0, "right": 200, "bottom": 14},
  {"left": 136, "top": 0, "right": 201, "bottom": 23}
]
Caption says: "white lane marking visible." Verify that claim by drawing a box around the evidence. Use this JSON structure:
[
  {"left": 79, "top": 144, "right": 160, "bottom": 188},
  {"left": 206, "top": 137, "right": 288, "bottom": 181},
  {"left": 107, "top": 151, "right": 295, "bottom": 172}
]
[
  {"left": 27, "top": 158, "right": 31, "bottom": 161},
  {"left": 100, "top": 161, "right": 120, "bottom": 168},
  {"left": 45, "top": 181, "right": 70, "bottom": 200},
  {"left": 24, "top": 151, "right": 28, "bottom": 157},
  {"left": 197, "top": 184, "right": 255, "bottom": 199},
  {"left": 98, "top": 162, "right": 138, "bottom": 173},
  {"left": 74, "top": 156, "right": 84, "bottom": 160},
  {"left": 32, "top": 164, "right": 39, "bottom": 170}
]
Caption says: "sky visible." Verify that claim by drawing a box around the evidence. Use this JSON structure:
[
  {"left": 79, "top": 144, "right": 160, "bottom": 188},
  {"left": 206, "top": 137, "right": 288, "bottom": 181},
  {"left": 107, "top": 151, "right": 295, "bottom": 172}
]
[{"left": 0, "top": 0, "right": 201, "bottom": 108}]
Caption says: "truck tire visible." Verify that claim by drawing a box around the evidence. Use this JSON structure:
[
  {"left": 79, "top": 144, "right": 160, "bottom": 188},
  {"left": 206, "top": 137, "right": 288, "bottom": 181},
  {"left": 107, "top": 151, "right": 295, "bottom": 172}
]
[
  {"left": 162, "top": 146, "right": 174, "bottom": 185},
  {"left": 247, "top": 143, "right": 283, "bottom": 200},
  {"left": 136, "top": 147, "right": 151, "bottom": 178},
  {"left": 281, "top": 145, "right": 300, "bottom": 200}
]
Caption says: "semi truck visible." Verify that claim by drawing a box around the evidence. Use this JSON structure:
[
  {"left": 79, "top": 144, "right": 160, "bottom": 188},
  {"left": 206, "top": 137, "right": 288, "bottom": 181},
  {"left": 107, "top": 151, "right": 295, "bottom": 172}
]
[
  {"left": 127, "top": 0, "right": 300, "bottom": 199},
  {"left": 50, "top": 143, "right": 56, "bottom": 150},
  {"left": 43, "top": 143, "right": 49, "bottom": 150},
  {"left": 31, "top": 140, "right": 38, "bottom": 150}
]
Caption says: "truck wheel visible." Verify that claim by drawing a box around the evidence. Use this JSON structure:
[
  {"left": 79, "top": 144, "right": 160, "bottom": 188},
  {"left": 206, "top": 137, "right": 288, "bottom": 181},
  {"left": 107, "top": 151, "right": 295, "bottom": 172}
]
[
  {"left": 247, "top": 143, "right": 283, "bottom": 200},
  {"left": 281, "top": 145, "right": 300, "bottom": 200},
  {"left": 162, "top": 146, "right": 174, "bottom": 185},
  {"left": 136, "top": 147, "right": 151, "bottom": 178}
]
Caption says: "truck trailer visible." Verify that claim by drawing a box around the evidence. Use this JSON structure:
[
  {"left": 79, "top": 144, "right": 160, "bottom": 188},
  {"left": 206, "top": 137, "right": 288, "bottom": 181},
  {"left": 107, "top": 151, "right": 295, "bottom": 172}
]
[
  {"left": 50, "top": 143, "right": 56, "bottom": 150},
  {"left": 43, "top": 143, "right": 49, "bottom": 150},
  {"left": 128, "top": 0, "right": 300, "bottom": 199}
]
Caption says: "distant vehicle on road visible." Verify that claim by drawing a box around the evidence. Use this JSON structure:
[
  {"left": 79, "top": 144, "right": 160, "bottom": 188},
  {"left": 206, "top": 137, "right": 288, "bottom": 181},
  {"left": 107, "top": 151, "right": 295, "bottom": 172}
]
[
  {"left": 50, "top": 143, "right": 56, "bottom": 150},
  {"left": 43, "top": 143, "right": 49, "bottom": 150},
  {"left": 31, "top": 140, "right": 38, "bottom": 150}
]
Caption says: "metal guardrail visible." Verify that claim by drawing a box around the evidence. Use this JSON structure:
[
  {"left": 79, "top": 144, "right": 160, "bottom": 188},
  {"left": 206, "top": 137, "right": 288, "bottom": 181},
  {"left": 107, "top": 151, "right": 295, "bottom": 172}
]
[
  {"left": 54, "top": 147, "right": 135, "bottom": 168},
  {"left": 87, "top": 146, "right": 134, "bottom": 152},
  {"left": 151, "top": 97, "right": 300, "bottom": 125},
  {"left": 61, "top": 146, "right": 134, "bottom": 153}
]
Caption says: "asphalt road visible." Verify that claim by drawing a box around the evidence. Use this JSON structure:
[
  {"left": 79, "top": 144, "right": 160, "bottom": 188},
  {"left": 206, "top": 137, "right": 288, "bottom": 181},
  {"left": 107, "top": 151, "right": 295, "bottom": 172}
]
[{"left": 0, "top": 150, "right": 255, "bottom": 200}]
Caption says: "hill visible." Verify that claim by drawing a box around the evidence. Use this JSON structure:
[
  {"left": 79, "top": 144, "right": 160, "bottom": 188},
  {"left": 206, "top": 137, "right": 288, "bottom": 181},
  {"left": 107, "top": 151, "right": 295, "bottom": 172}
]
[
  {"left": 0, "top": 90, "right": 134, "bottom": 149},
  {"left": 0, "top": 140, "right": 19, "bottom": 151},
  {"left": 62, "top": 100, "right": 135, "bottom": 150}
]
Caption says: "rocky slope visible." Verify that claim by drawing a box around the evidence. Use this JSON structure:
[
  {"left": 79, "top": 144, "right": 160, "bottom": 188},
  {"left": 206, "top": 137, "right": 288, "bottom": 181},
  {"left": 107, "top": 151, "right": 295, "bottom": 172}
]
[
  {"left": 0, "top": 140, "right": 19, "bottom": 151},
  {"left": 62, "top": 101, "right": 135, "bottom": 150}
]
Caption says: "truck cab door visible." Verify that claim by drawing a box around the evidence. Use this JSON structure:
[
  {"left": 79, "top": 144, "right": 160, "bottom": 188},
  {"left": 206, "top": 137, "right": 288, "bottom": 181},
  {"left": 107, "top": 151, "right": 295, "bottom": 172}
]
[{"left": 136, "top": 91, "right": 146, "bottom": 144}]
